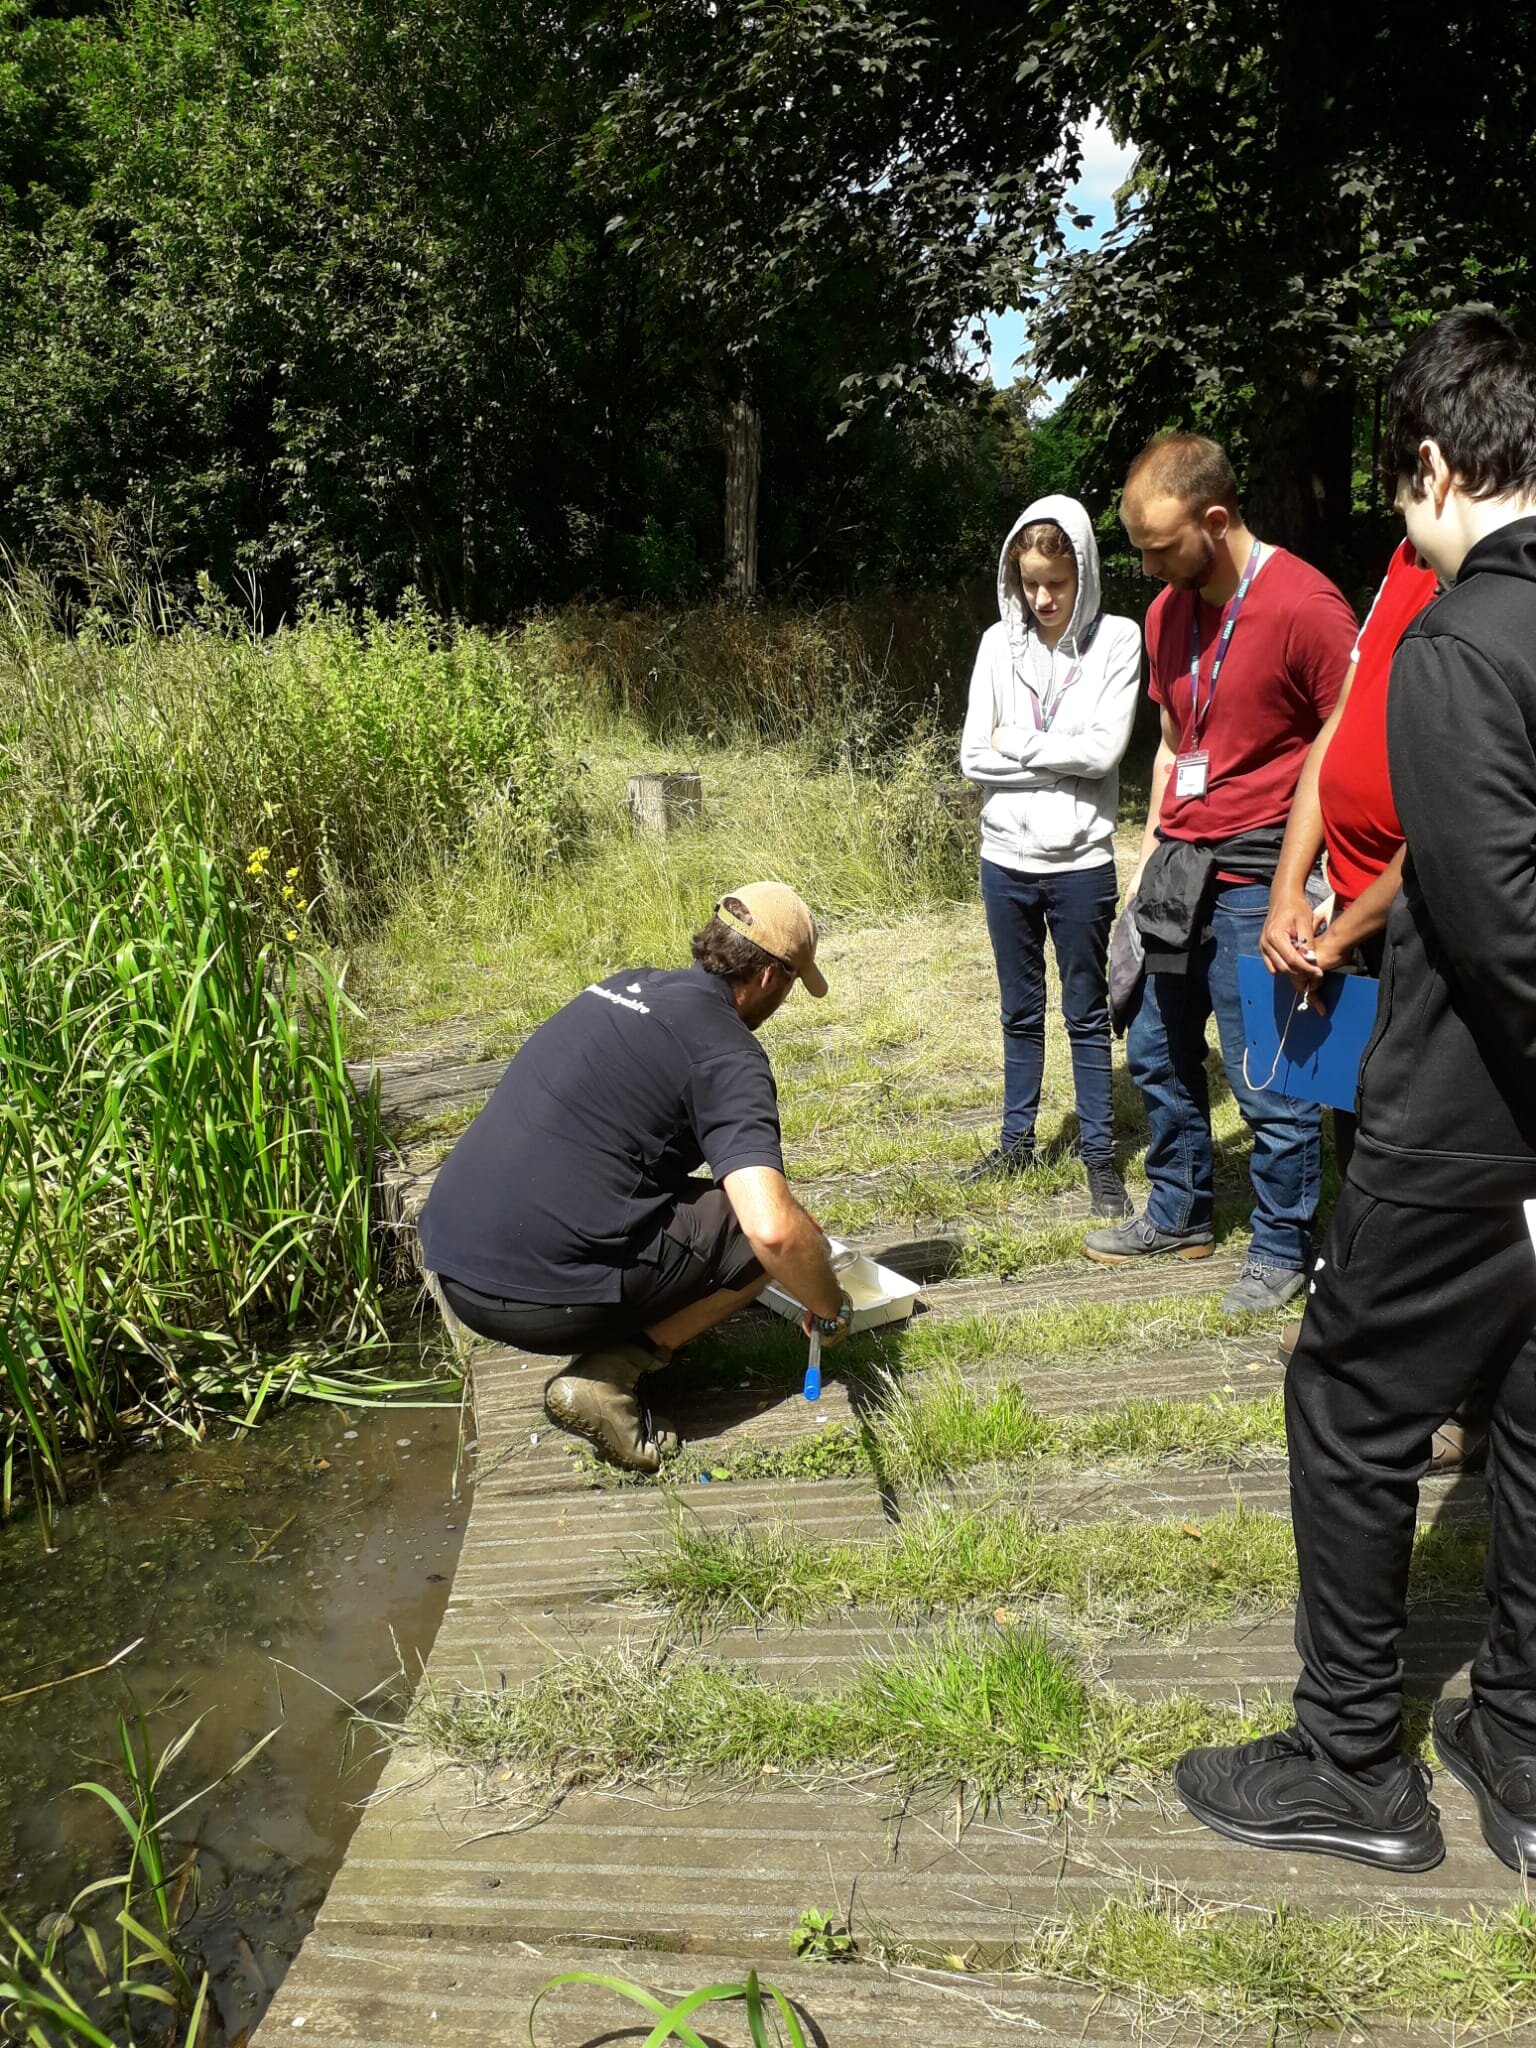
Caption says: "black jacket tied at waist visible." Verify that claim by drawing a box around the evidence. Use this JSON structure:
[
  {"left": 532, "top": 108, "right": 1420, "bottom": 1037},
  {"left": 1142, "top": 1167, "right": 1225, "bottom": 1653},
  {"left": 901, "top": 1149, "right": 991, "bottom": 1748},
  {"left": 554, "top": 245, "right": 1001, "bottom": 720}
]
[{"left": 1133, "top": 824, "right": 1286, "bottom": 973}]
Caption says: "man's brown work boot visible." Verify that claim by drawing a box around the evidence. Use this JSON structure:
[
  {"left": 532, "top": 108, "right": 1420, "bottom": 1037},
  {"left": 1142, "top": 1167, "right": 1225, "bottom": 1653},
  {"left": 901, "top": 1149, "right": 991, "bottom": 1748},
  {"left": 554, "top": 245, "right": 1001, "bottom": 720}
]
[{"left": 543, "top": 1344, "right": 677, "bottom": 1472}]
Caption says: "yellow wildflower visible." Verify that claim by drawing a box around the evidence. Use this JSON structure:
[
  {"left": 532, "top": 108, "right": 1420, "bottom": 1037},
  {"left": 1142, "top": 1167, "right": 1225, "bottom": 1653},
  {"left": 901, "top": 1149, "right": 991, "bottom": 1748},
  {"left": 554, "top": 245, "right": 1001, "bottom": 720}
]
[{"left": 285, "top": 926, "right": 298, "bottom": 941}]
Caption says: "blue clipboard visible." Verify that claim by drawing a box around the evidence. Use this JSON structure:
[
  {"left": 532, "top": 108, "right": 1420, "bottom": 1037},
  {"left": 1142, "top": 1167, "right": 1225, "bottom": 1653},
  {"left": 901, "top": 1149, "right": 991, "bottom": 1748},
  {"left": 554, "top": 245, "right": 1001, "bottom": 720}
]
[{"left": 1237, "top": 955, "right": 1381, "bottom": 1111}]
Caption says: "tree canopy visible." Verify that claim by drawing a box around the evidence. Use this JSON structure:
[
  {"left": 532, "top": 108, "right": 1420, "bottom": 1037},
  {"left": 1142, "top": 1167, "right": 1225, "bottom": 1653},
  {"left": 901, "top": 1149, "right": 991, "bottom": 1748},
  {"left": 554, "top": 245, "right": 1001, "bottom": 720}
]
[{"left": 0, "top": 0, "right": 1529, "bottom": 610}]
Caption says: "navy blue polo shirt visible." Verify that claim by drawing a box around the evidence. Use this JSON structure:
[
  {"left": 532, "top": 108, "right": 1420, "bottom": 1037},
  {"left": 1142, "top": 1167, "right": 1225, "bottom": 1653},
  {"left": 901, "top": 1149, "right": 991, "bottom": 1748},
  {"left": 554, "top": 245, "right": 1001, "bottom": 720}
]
[{"left": 416, "top": 964, "right": 786, "bottom": 1303}]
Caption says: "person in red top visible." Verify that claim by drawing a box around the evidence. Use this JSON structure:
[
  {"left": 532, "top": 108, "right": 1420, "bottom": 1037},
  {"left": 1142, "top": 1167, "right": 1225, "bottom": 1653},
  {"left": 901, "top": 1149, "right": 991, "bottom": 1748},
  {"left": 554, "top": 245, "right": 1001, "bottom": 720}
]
[
  {"left": 1084, "top": 434, "right": 1358, "bottom": 1312},
  {"left": 1262, "top": 538, "right": 1440, "bottom": 1179}
]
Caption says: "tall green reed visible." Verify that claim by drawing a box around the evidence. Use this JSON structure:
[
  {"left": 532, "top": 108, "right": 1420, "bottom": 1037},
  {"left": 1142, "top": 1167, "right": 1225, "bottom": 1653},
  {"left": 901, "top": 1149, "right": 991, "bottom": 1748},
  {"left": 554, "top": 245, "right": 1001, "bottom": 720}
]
[
  {"left": 1, "top": 1702, "right": 272, "bottom": 2046},
  {"left": 0, "top": 789, "right": 381, "bottom": 1505}
]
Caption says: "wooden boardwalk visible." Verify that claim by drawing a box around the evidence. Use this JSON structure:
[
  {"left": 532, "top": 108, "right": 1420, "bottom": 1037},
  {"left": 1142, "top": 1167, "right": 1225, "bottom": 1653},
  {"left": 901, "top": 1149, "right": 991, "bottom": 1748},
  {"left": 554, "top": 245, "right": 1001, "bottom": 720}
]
[{"left": 255, "top": 1052, "right": 1524, "bottom": 2048}]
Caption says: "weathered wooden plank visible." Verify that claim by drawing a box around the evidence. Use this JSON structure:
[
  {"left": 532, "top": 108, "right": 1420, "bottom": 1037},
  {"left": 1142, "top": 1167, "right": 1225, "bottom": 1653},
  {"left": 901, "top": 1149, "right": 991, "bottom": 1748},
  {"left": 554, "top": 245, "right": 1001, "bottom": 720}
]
[{"left": 254, "top": 1041, "right": 1505, "bottom": 2048}]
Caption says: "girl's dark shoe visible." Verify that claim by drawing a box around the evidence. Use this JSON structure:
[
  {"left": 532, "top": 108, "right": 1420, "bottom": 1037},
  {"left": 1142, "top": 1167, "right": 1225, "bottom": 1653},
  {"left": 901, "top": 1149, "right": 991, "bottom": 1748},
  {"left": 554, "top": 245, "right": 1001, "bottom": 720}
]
[
  {"left": 1174, "top": 1726, "right": 1445, "bottom": 1872},
  {"left": 958, "top": 1139, "right": 1036, "bottom": 1184},
  {"left": 1084, "top": 1159, "right": 1133, "bottom": 1219},
  {"left": 1433, "top": 1696, "right": 1536, "bottom": 1872}
]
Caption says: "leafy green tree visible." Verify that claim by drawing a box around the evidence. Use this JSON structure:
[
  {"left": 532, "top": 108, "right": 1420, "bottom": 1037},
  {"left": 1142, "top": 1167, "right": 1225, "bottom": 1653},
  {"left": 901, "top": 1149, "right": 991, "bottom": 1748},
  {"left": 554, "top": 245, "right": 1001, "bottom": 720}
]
[
  {"left": 1032, "top": 0, "right": 1535, "bottom": 570},
  {"left": 585, "top": 0, "right": 1081, "bottom": 594}
]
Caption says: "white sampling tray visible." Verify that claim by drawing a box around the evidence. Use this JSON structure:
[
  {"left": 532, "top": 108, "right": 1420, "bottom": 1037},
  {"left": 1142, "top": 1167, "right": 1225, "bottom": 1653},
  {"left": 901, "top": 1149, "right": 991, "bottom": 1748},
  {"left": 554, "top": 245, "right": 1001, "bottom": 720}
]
[{"left": 761, "top": 1239, "right": 922, "bottom": 1332}]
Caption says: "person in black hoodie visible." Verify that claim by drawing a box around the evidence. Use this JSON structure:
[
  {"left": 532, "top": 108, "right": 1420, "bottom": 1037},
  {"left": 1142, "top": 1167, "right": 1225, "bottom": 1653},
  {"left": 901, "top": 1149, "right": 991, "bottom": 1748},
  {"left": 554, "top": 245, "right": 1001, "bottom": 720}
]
[{"left": 1174, "top": 308, "right": 1536, "bottom": 1875}]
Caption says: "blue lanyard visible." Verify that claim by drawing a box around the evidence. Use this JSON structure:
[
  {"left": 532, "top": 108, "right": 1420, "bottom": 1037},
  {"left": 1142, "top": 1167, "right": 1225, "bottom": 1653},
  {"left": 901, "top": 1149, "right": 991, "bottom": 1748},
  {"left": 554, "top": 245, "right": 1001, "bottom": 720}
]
[{"left": 1188, "top": 543, "right": 1264, "bottom": 744}]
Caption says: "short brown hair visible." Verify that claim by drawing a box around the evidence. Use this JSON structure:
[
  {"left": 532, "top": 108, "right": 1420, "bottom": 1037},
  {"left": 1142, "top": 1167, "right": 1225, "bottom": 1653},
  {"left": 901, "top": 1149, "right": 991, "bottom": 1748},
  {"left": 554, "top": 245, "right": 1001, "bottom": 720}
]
[
  {"left": 1125, "top": 434, "right": 1240, "bottom": 516},
  {"left": 1009, "top": 519, "right": 1074, "bottom": 562},
  {"left": 691, "top": 915, "right": 782, "bottom": 984}
]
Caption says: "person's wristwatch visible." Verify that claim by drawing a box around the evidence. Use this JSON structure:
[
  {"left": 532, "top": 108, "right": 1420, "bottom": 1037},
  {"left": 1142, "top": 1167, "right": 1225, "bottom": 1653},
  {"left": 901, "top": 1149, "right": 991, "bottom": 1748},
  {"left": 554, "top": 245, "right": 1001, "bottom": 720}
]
[{"left": 811, "top": 1292, "right": 854, "bottom": 1336}]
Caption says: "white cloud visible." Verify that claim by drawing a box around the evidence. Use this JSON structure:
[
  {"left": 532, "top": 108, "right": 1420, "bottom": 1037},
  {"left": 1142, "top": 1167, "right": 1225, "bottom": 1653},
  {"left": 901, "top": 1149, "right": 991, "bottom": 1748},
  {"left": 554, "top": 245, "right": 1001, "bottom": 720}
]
[
  {"left": 1064, "top": 112, "right": 1136, "bottom": 236},
  {"left": 982, "top": 111, "right": 1136, "bottom": 390}
]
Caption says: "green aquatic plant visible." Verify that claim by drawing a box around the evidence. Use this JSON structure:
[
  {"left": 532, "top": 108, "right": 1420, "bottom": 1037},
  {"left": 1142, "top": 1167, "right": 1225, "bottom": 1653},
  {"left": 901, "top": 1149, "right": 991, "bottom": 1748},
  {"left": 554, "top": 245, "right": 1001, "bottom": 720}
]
[
  {"left": 0, "top": 793, "right": 385, "bottom": 1506},
  {"left": 0, "top": 1703, "right": 275, "bottom": 2045},
  {"left": 529, "top": 1965, "right": 809, "bottom": 2047}
]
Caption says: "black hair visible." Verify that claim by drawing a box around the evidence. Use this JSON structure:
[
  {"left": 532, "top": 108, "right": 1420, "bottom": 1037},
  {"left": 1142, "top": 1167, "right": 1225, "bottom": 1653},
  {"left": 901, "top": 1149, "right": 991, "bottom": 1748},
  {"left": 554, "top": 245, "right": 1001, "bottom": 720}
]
[{"left": 1381, "top": 307, "right": 1536, "bottom": 502}]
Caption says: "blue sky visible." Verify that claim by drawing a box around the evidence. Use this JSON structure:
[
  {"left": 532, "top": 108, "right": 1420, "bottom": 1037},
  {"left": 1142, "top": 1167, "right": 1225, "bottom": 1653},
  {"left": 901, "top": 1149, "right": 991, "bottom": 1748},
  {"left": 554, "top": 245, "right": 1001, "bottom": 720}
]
[{"left": 983, "top": 115, "right": 1136, "bottom": 393}]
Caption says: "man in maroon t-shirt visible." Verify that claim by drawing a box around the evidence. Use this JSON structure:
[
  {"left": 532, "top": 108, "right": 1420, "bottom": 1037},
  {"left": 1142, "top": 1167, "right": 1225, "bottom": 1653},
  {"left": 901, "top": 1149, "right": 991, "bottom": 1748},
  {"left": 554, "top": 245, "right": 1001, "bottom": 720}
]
[{"left": 1084, "top": 435, "right": 1358, "bottom": 1312}]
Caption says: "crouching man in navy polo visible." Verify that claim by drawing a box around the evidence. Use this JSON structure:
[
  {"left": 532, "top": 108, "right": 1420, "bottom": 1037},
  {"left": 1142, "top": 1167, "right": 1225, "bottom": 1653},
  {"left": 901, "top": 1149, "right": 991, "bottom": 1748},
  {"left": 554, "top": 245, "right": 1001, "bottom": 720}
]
[{"left": 417, "top": 883, "right": 851, "bottom": 1471}]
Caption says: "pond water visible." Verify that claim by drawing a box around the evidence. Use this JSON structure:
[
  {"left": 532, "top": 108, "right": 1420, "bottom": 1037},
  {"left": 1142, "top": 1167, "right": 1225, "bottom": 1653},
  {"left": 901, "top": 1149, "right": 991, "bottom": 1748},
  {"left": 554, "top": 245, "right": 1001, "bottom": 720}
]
[{"left": 0, "top": 1379, "right": 466, "bottom": 2043}]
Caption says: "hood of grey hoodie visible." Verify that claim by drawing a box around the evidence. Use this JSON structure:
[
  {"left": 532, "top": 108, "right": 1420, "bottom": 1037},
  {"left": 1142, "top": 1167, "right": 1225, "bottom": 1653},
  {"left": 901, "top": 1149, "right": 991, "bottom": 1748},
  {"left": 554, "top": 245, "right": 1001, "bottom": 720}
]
[{"left": 996, "top": 494, "right": 1103, "bottom": 669}]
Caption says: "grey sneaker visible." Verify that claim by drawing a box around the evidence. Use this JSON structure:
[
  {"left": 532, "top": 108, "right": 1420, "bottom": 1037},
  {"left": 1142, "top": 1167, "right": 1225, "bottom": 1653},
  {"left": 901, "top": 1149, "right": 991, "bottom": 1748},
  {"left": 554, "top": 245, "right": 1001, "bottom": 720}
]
[
  {"left": 1221, "top": 1260, "right": 1306, "bottom": 1314},
  {"left": 1083, "top": 1211, "right": 1214, "bottom": 1264},
  {"left": 1084, "top": 1160, "right": 1133, "bottom": 1219},
  {"left": 543, "top": 1344, "right": 677, "bottom": 1472}
]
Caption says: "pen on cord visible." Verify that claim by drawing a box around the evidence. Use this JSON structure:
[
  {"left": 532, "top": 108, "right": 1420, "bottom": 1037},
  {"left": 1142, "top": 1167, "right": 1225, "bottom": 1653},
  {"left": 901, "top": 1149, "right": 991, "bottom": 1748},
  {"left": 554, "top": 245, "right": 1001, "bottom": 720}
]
[{"left": 804, "top": 1326, "right": 822, "bottom": 1403}]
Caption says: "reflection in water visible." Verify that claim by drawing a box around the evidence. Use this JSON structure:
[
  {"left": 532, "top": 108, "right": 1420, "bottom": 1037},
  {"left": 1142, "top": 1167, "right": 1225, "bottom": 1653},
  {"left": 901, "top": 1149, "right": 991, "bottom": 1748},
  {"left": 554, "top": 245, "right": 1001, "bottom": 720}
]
[{"left": 0, "top": 1381, "right": 465, "bottom": 2039}]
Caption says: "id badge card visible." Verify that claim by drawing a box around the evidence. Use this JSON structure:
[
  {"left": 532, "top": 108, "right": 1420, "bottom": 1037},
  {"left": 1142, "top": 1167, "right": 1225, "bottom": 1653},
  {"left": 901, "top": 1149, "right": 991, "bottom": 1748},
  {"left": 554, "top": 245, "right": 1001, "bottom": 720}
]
[{"left": 1175, "top": 750, "right": 1210, "bottom": 799}]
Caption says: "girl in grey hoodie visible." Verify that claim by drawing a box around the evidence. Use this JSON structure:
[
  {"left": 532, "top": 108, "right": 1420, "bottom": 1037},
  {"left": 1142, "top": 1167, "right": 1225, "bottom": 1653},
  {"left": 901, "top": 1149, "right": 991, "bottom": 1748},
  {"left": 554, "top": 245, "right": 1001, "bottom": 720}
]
[{"left": 959, "top": 495, "right": 1141, "bottom": 1216}]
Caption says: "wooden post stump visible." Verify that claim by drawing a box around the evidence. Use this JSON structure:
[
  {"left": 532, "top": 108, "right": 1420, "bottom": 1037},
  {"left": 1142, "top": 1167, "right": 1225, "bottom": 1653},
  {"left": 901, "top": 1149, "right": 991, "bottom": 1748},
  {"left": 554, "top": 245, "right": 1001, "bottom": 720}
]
[{"left": 627, "top": 772, "right": 703, "bottom": 834}]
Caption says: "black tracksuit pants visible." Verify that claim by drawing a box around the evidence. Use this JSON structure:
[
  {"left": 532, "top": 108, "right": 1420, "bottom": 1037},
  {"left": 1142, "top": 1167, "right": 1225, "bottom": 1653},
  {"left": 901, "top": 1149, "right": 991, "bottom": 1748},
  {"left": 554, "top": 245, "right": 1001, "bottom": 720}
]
[{"left": 1287, "top": 1179, "right": 1536, "bottom": 1768}]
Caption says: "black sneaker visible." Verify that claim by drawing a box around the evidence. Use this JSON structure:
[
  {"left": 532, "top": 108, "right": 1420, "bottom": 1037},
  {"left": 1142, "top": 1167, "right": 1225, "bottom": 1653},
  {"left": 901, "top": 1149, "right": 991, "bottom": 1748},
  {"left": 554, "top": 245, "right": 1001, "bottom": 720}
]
[
  {"left": 1174, "top": 1726, "right": 1444, "bottom": 1872},
  {"left": 1084, "top": 1160, "right": 1132, "bottom": 1219},
  {"left": 958, "top": 1139, "right": 1035, "bottom": 1185},
  {"left": 1082, "top": 1211, "right": 1214, "bottom": 1263},
  {"left": 1433, "top": 1696, "right": 1536, "bottom": 1871}
]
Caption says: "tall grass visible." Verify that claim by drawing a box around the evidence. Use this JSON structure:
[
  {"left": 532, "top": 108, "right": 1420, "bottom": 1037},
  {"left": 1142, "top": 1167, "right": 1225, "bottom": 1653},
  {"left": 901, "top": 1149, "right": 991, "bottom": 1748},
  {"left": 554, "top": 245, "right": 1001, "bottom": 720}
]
[
  {"left": 0, "top": 560, "right": 986, "bottom": 1491},
  {"left": 0, "top": 576, "right": 577, "bottom": 934},
  {"left": 542, "top": 592, "right": 986, "bottom": 752},
  {"left": 367, "top": 728, "right": 975, "bottom": 1043},
  {"left": 0, "top": 791, "right": 381, "bottom": 1505}
]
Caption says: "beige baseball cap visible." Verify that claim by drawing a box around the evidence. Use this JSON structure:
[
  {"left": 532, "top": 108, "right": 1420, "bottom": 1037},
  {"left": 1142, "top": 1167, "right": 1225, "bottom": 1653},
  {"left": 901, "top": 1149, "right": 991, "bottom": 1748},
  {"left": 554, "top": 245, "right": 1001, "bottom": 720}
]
[{"left": 715, "top": 883, "right": 828, "bottom": 998}]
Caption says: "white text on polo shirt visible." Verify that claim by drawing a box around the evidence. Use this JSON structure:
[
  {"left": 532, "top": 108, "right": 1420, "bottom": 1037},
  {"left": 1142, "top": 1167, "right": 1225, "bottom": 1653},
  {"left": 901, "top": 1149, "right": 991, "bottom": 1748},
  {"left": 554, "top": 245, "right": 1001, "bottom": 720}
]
[{"left": 585, "top": 983, "right": 651, "bottom": 1015}]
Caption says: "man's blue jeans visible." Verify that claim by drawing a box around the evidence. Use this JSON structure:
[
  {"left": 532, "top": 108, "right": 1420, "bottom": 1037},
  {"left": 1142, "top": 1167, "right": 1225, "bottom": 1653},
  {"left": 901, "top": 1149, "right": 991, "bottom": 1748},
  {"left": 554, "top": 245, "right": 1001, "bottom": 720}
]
[
  {"left": 980, "top": 857, "right": 1118, "bottom": 1164},
  {"left": 1125, "top": 881, "right": 1320, "bottom": 1271}
]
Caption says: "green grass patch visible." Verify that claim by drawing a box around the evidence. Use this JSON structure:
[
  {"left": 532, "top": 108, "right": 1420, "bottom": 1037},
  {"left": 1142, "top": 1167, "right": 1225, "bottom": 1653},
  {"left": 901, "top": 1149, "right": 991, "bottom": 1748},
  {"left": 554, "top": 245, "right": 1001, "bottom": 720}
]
[
  {"left": 682, "top": 1296, "right": 1279, "bottom": 1386},
  {"left": 934, "top": 1892, "right": 1536, "bottom": 2038},
  {"left": 363, "top": 729, "right": 973, "bottom": 1049},
  {"left": 627, "top": 1501, "right": 1487, "bottom": 1636},
  {"left": 878, "top": 1374, "right": 1289, "bottom": 1484},
  {"left": 413, "top": 1626, "right": 1289, "bottom": 1805},
  {"left": 677, "top": 1374, "right": 1290, "bottom": 1492}
]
